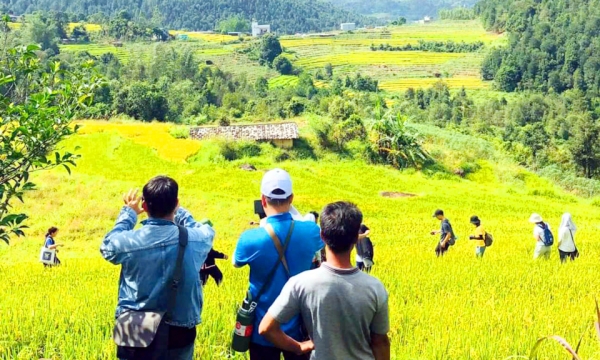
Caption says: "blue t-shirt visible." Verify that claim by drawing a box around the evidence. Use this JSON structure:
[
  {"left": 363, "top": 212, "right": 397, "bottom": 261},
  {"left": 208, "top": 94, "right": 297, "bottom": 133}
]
[
  {"left": 234, "top": 212, "right": 323, "bottom": 346},
  {"left": 45, "top": 236, "right": 55, "bottom": 248}
]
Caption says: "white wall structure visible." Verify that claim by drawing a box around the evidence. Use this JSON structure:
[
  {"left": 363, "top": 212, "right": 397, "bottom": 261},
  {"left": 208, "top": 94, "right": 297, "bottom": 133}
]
[
  {"left": 252, "top": 22, "right": 271, "bottom": 37},
  {"left": 340, "top": 23, "right": 356, "bottom": 31}
]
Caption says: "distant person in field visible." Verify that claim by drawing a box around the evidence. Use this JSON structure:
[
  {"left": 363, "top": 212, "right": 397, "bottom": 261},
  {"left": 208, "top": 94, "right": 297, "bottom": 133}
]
[
  {"left": 558, "top": 213, "right": 579, "bottom": 262},
  {"left": 43, "top": 227, "right": 63, "bottom": 267},
  {"left": 468, "top": 216, "right": 486, "bottom": 258},
  {"left": 100, "top": 176, "right": 215, "bottom": 360},
  {"left": 356, "top": 224, "right": 374, "bottom": 272},
  {"left": 309, "top": 211, "right": 325, "bottom": 269},
  {"left": 259, "top": 201, "right": 390, "bottom": 360},
  {"left": 431, "top": 209, "right": 456, "bottom": 257},
  {"left": 233, "top": 168, "right": 323, "bottom": 360},
  {"left": 529, "top": 213, "right": 554, "bottom": 260},
  {"left": 200, "top": 248, "right": 228, "bottom": 286}
]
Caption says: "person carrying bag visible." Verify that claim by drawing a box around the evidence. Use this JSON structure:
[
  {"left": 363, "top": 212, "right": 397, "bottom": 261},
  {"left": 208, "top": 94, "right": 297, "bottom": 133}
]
[
  {"left": 113, "top": 226, "right": 188, "bottom": 360},
  {"left": 232, "top": 222, "right": 295, "bottom": 353}
]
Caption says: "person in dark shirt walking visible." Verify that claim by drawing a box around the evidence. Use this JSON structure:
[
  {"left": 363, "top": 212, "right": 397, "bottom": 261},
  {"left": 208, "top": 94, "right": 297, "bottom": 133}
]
[
  {"left": 200, "top": 248, "right": 228, "bottom": 286},
  {"left": 431, "top": 209, "right": 456, "bottom": 257}
]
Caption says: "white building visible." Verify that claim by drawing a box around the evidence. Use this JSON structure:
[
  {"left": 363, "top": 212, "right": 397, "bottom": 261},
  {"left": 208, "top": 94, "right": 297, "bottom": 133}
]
[
  {"left": 424, "top": 16, "right": 432, "bottom": 23},
  {"left": 340, "top": 22, "right": 356, "bottom": 31},
  {"left": 252, "top": 22, "right": 271, "bottom": 37}
]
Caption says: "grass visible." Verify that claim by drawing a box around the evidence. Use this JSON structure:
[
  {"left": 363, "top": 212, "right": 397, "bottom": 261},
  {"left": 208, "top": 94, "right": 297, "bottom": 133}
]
[{"left": 2, "top": 121, "right": 600, "bottom": 359}]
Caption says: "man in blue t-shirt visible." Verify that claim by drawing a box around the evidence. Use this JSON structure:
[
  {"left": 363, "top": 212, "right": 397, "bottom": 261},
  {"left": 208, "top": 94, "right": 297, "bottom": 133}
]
[{"left": 234, "top": 168, "right": 323, "bottom": 360}]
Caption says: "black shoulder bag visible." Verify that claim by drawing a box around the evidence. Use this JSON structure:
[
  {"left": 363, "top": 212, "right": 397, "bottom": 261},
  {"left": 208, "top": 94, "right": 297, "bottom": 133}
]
[{"left": 114, "top": 225, "right": 189, "bottom": 360}]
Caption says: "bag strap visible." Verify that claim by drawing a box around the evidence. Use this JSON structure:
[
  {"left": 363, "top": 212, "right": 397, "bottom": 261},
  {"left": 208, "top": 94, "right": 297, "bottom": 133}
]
[
  {"left": 265, "top": 224, "right": 291, "bottom": 276},
  {"left": 253, "top": 221, "right": 295, "bottom": 304},
  {"left": 569, "top": 229, "right": 576, "bottom": 248},
  {"left": 165, "top": 225, "right": 189, "bottom": 321}
]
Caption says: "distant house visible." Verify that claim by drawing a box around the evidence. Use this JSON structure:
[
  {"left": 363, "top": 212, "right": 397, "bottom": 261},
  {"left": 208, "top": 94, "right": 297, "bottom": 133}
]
[
  {"left": 190, "top": 122, "right": 299, "bottom": 149},
  {"left": 252, "top": 22, "right": 271, "bottom": 37},
  {"left": 341, "top": 23, "right": 356, "bottom": 31},
  {"left": 8, "top": 15, "right": 20, "bottom": 22},
  {"left": 177, "top": 34, "right": 189, "bottom": 41},
  {"left": 424, "top": 16, "right": 432, "bottom": 23}
]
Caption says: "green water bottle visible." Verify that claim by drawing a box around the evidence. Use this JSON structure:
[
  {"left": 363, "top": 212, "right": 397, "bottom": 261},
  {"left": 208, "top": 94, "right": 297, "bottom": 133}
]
[
  {"left": 199, "top": 218, "right": 213, "bottom": 227},
  {"left": 231, "top": 291, "right": 255, "bottom": 353}
]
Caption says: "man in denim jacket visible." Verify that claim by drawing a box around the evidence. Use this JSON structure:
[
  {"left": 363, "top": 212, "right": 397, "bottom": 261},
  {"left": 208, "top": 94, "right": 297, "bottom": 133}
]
[{"left": 101, "top": 176, "right": 215, "bottom": 359}]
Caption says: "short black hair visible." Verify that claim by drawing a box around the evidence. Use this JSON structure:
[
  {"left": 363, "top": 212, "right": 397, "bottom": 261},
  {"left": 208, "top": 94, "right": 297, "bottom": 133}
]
[
  {"left": 265, "top": 188, "right": 292, "bottom": 207},
  {"left": 143, "top": 176, "right": 179, "bottom": 218},
  {"left": 320, "top": 202, "right": 363, "bottom": 254},
  {"left": 309, "top": 211, "right": 319, "bottom": 223}
]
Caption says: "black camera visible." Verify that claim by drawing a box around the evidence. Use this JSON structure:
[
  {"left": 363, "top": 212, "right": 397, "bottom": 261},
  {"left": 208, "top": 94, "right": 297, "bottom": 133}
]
[{"left": 254, "top": 200, "right": 266, "bottom": 220}]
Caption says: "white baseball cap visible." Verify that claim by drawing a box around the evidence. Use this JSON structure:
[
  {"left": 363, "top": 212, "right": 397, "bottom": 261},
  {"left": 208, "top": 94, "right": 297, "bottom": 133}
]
[
  {"left": 529, "top": 213, "right": 543, "bottom": 223},
  {"left": 261, "top": 168, "right": 293, "bottom": 199}
]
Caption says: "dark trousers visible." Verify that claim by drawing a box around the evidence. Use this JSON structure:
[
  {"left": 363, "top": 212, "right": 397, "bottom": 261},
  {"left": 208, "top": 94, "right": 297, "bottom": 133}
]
[
  {"left": 249, "top": 343, "right": 309, "bottom": 360},
  {"left": 435, "top": 242, "right": 450, "bottom": 257},
  {"left": 559, "top": 250, "right": 579, "bottom": 263},
  {"left": 44, "top": 257, "right": 61, "bottom": 268},
  {"left": 200, "top": 265, "right": 223, "bottom": 286}
]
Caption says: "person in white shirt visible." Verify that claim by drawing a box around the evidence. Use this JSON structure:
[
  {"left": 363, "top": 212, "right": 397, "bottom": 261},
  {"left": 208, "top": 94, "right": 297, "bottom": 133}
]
[
  {"left": 558, "top": 213, "right": 579, "bottom": 262},
  {"left": 529, "top": 213, "right": 553, "bottom": 259}
]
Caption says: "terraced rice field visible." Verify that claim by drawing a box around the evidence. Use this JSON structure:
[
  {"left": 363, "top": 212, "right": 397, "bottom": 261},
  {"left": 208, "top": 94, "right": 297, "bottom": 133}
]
[
  {"left": 60, "top": 43, "right": 132, "bottom": 62},
  {"left": 281, "top": 20, "right": 501, "bottom": 49},
  {"left": 4, "top": 122, "right": 600, "bottom": 359},
  {"left": 295, "top": 51, "right": 466, "bottom": 69},
  {"left": 380, "top": 77, "right": 491, "bottom": 91},
  {"left": 170, "top": 31, "right": 245, "bottom": 43},
  {"left": 269, "top": 75, "right": 300, "bottom": 89}
]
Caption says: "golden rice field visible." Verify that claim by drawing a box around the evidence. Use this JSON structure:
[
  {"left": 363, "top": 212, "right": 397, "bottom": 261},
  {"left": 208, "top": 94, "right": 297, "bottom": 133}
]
[
  {"left": 379, "top": 77, "right": 491, "bottom": 91},
  {"left": 170, "top": 31, "right": 244, "bottom": 43},
  {"left": 281, "top": 20, "right": 502, "bottom": 49},
  {"left": 2, "top": 121, "right": 600, "bottom": 359},
  {"left": 7, "top": 22, "right": 101, "bottom": 32},
  {"left": 268, "top": 75, "right": 300, "bottom": 89},
  {"left": 295, "top": 51, "right": 466, "bottom": 69}
]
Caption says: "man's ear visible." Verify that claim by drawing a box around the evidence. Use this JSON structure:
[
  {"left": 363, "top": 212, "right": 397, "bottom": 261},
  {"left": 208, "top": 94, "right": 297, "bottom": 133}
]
[
  {"left": 261, "top": 195, "right": 267, "bottom": 208},
  {"left": 289, "top": 194, "right": 294, "bottom": 204},
  {"left": 142, "top": 202, "right": 149, "bottom": 213}
]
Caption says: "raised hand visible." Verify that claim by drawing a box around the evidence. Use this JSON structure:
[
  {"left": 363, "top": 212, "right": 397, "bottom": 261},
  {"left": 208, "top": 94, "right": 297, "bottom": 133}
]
[{"left": 123, "top": 189, "right": 144, "bottom": 215}]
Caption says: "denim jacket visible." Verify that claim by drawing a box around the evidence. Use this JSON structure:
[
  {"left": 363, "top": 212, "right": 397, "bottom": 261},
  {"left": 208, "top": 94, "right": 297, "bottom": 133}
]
[{"left": 100, "top": 206, "right": 215, "bottom": 328}]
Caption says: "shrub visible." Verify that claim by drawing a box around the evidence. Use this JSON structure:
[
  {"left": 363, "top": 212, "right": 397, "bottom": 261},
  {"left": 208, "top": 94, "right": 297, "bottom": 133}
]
[
  {"left": 169, "top": 126, "right": 190, "bottom": 139},
  {"left": 219, "top": 140, "right": 262, "bottom": 161},
  {"left": 273, "top": 56, "right": 293, "bottom": 75}
]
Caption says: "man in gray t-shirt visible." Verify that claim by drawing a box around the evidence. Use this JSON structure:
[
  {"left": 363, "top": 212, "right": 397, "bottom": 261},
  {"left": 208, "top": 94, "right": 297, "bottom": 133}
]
[{"left": 259, "top": 202, "right": 390, "bottom": 360}]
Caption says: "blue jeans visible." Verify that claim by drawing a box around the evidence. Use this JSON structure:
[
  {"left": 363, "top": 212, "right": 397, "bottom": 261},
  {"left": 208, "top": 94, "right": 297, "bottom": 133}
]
[{"left": 475, "top": 246, "right": 486, "bottom": 257}]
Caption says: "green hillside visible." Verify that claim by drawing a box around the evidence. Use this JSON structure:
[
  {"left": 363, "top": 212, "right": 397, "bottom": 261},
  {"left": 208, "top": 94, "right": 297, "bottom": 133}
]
[
  {"left": 0, "top": 0, "right": 371, "bottom": 34},
  {"left": 2, "top": 121, "right": 600, "bottom": 359}
]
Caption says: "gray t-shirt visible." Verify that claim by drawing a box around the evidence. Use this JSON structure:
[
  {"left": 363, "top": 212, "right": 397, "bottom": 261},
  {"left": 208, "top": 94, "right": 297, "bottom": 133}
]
[
  {"left": 268, "top": 263, "right": 389, "bottom": 360},
  {"left": 440, "top": 219, "right": 455, "bottom": 244}
]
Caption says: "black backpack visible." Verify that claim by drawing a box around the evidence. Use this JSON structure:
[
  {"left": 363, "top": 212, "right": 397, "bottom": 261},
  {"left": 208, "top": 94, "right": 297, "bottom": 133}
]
[{"left": 359, "top": 237, "right": 374, "bottom": 261}]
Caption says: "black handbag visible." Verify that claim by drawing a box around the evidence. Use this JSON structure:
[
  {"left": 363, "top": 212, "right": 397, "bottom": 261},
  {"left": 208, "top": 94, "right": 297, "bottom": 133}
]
[{"left": 113, "top": 226, "right": 189, "bottom": 360}]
